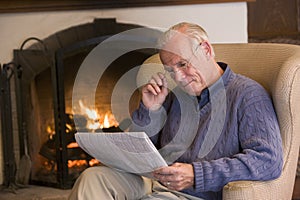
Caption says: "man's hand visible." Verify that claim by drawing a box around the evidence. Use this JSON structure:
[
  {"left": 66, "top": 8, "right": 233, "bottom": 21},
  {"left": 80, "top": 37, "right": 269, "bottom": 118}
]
[
  {"left": 152, "top": 162, "right": 194, "bottom": 191},
  {"left": 142, "top": 72, "right": 168, "bottom": 111}
]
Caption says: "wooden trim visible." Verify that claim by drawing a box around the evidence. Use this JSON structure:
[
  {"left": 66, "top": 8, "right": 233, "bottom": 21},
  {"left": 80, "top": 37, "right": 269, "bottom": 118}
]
[
  {"left": 298, "top": 1, "right": 300, "bottom": 32},
  {"left": 0, "top": 0, "right": 255, "bottom": 13}
]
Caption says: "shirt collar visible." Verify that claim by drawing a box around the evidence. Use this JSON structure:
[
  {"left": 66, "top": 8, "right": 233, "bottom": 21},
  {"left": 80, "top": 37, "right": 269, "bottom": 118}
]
[{"left": 198, "top": 62, "right": 232, "bottom": 107}]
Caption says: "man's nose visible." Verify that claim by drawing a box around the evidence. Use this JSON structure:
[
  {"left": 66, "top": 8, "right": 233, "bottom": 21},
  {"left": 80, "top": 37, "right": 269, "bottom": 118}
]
[{"left": 173, "top": 68, "right": 186, "bottom": 82}]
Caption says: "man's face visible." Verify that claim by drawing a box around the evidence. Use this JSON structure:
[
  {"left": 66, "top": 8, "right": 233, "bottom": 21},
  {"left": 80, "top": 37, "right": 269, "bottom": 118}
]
[{"left": 159, "top": 34, "right": 209, "bottom": 96}]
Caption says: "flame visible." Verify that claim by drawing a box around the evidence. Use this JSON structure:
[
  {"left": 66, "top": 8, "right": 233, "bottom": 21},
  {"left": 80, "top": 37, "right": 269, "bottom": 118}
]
[
  {"left": 79, "top": 100, "right": 99, "bottom": 120},
  {"left": 67, "top": 142, "right": 79, "bottom": 148},
  {"left": 66, "top": 101, "right": 118, "bottom": 168},
  {"left": 103, "top": 114, "right": 110, "bottom": 128},
  {"left": 85, "top": 108, "right": 99, "bottom": 121},
  {"left": 68, "top": 160, "right": 87, "bottom": 168},
  {"left": 78, "top": 100, "right": 119, "bottom": 131},
  {"left": 44, "top": 100, "right": 119, "bottom": 170},
  {"left": 89, "top": 159, "right": 100, "bottom": 166},
  {"left": 67, "top": 159, "right": 100, "bottom": 168},
  {"left": 88, "top": 121, "right": 101, "bottom": 130},
  {"left": 46, "top": 125, "right": 55, "bottom": 139}
]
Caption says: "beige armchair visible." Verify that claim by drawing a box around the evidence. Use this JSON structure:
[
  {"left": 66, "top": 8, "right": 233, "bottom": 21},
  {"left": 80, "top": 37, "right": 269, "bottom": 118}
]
[{"left": 136, "top": 43, "right": 300, "bottom": 199}]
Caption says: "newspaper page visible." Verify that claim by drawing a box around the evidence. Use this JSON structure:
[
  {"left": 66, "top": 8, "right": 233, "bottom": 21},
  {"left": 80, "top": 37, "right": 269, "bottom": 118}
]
[{"left": 75, "top": 132, "right": 168, "bottom": 175}]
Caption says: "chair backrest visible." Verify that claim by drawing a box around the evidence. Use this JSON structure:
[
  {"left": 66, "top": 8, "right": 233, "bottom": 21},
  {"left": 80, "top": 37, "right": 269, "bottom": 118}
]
[
  {"left": 213, "top": 43, "right": 300, "bottom": 199},
  {"left": 213, "top": 43, "right": 300, "bottom": 162},
  {"left": 137, "top": 43, "right": 300, "bottom": 199}
]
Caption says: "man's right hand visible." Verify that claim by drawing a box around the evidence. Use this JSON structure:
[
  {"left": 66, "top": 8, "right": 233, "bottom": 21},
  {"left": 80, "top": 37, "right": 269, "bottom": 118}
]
[{"left": 142, "top": 72, "right": 168, "bottom": 111}]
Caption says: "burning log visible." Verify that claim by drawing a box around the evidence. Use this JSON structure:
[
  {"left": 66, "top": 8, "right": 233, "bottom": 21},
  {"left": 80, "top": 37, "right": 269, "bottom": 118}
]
[
  {"left": 39, "top": 112, "right": 124, "bottom": 164},
  {"left": 39, "top": 113, "right": 90, "bottom": 161}
]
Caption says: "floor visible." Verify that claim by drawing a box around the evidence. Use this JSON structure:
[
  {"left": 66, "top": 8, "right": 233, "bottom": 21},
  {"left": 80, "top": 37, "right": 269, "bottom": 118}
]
[
  {"left": 293, "top": 176, "right": 300, "bottom": 200},
  {"left": 0, "top": 177, "right": 299, "bottom": 200},
  {"left": 0, "top": 185, "right": 71, "bottom": 200}
]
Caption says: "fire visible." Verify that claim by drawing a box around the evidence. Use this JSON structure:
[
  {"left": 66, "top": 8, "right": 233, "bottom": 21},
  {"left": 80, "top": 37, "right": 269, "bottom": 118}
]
[
  {"left": 66, "top": 101, "right": 118, "bottom": 168},
  {"left": 78, "top": 100, "right": 119, "bottom": 131},
  {"left": 67, "top": 159, "right": 100, "bottom": 168},
  {"left": 89, "top": 159, "right": 100, "bottom": 166},
  {"left": 46, "top": 125, "right": 55, "bottom": 140},
  {"left": 68, "top": 160, "right": 87, "bottom": 168},
  {"left": 67, "top": 143, "right": 101, "bottom": 167},
  {"left": 43, "top": 100, "right": 118, "bottom": 171},
  {"left": 67, "top": 142, "right": 79, "bottom": 148},
  {"left": 103, "top": 114, "right": 110, "bottom": 128}
]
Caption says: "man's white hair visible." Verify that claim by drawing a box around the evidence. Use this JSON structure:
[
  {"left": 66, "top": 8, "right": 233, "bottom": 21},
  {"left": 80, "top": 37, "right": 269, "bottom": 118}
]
[{"left": 157, "top": 22, "right": 215, "bottom": 57}]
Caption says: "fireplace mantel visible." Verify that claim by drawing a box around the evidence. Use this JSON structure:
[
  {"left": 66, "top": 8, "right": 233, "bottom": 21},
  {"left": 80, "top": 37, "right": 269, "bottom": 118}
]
[{"left": 0, "top": 0, "right": 254, "bottom": 13}]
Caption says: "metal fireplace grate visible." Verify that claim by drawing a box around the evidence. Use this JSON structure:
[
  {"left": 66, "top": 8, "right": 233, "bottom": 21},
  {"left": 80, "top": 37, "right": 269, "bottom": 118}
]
[{"left": 10, "top": 18, "right": 157, "bottom": 189}]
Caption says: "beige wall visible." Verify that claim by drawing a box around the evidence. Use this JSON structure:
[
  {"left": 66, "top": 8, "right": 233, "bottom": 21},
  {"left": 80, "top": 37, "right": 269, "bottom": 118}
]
[{"left": 0, "top": 2, "right": 247, "bottom": 184}]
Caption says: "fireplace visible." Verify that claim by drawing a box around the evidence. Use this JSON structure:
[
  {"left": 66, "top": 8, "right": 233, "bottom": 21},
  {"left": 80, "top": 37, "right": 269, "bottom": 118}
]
[{"left": 8, "top": 18, "right": 159, "bottom": 189}]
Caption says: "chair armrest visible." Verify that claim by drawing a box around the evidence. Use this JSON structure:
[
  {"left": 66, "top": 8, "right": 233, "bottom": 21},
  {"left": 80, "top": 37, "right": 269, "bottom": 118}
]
[
  {"left": 222, "top": 180, "right": 268, "bottom": 200},
  {"left": 222, "top": 178, "right": 294, "bottom": 200}
]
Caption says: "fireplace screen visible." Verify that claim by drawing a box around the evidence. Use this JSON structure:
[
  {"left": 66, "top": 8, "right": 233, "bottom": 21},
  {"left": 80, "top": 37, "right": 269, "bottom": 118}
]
[{"left": 11, "top": 18, "right": 159, "bottom": 188}]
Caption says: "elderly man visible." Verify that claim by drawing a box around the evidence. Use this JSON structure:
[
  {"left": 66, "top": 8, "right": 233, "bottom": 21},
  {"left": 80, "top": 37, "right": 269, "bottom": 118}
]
[{"left": 69, "top": 22, "right": 283, "bottom": 200}]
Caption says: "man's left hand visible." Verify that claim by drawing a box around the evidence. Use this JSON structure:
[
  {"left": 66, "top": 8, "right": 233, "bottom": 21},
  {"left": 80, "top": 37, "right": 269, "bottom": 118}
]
[{"left": 152, "top": 162, "right": 194, "bottom": 191}]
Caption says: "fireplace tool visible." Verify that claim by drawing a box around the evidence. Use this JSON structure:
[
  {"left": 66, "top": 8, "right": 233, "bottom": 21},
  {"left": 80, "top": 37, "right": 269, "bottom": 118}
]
[
  {"left": 0, "top": 63, "right": 18, "bottom": 191},
  {"left": 0, "top": 61, "right": 31, "bottom": 192},
  {"left": 14, "top": 63, "right": 31, "bottom": 186}
]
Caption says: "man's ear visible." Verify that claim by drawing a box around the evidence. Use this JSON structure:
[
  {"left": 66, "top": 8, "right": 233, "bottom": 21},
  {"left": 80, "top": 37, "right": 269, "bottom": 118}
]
[{"left": 201, "top": 41, "right": 212, "bottom": 58}]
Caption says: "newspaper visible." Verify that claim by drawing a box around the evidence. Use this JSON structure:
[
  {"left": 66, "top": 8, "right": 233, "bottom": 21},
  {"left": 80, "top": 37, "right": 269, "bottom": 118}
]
[{"left": 75, "top": 132, "right": 168, "bottom": 175}]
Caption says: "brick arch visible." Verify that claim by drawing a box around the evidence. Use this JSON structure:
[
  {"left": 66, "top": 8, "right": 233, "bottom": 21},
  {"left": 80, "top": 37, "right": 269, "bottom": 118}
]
[{"left": 16, "top": 18, "right": 144, "bottom": 82}]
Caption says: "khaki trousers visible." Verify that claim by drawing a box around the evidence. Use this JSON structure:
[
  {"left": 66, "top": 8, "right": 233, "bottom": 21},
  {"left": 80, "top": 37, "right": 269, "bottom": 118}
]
[{"left": 68, "top": 166, "right": 203, "bottom": 200}]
